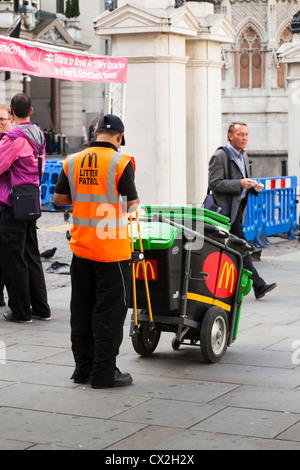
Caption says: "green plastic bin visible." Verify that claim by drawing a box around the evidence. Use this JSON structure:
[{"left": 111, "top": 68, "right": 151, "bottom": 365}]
[
  {"left": 141, "top": 205, "right": 231, "bottom": 231},
  {"left": 130, "top": 220, "right": 183, "bottom": 313}
]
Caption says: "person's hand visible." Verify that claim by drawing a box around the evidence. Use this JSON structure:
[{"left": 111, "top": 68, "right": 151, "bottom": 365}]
[
  {"left": 241, "top": 178, "right": 257, "bottom": 189},
  {"left": 254, "top": 181, "right": 264, "bottom": 192}
]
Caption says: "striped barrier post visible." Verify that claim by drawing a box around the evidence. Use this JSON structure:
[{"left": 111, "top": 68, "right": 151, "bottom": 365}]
[{"left": 244, "top": 176, "right": 298, "bottom": 245}]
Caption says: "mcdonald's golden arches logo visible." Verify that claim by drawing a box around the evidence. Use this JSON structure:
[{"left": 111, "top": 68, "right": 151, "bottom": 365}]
[
  {"left": 203, "top": 252, "right": 238, "bottom": 299},
  {"left": 218, "top": 261, "right": 235, "bottom": 294},
  {"left": 135, "top": 259, "right": 158, "bottom": 281}
]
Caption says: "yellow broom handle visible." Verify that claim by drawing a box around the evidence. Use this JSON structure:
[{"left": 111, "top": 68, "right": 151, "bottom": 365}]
[
  {"left": 129, "top": 214, "right": 138, "bottom": 327},
  {"left": 136, "top": 211, "right": 154, "bottom": 323}
]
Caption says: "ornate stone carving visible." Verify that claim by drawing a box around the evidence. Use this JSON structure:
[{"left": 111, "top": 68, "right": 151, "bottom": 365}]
[
  {"left": 232, "top": 4, "right": 267, "bottom": 33},
  {"left": 40, "top": 27, "right": 67, "bottom": 44}
]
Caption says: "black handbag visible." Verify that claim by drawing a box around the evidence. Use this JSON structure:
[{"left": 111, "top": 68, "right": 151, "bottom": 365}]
[
  {"left": 202, "top": 193, "right": 226, "bottom": 215},
  {"left": 6, "top": 149, "right": 43, "bottom": 223},
  {"left": 202, "top": 146, "right": 232, "bottom": 216}
]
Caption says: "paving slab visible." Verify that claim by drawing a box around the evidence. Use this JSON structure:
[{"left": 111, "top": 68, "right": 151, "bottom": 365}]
[
  {"left": 105, "top": 425, "right": 300, "bottom": 451},
  {"left": 111, "top": 398, "right": 226, "bottom": 429},
  {"left": 192, "top": 407, "right": 300, "bottom": 439},
  {"left": 211, "top": 385, "right": 300, "bottom": 414},
  {"left": 0, "top": 383, "right": 150, "bottom": 419},
  {"left": 0, "top": 407, "right": 146, "bottom": 450},
  {"left": 164, "top": 361, "right": 300, "bottom": 388}
]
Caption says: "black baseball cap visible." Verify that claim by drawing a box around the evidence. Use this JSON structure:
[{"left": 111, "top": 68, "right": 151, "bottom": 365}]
[{"left": 97, "top": 114, "right": 125, "bottom": 146}]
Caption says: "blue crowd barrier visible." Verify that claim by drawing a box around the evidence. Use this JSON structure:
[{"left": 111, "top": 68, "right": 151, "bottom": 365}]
[
  {"left": 244, "top": 176, "right": 298, "bottom": 246},
  {"left": 41, "top": 159, "right": 65, "bottom": 209}
]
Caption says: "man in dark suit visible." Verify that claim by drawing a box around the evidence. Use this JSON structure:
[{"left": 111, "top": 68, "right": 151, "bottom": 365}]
[{"left": 208, "top": 121, "right": 277, "bottom": 299}]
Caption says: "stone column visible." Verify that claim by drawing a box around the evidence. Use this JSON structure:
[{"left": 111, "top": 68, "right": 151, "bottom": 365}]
[
  {"left": 112, "top": 33, "right": 188, "bottom": 205},
  {"left": 286, "top": 67, "right": 300, "bottom": 181},
  {"left": 61, "top": 80, "right": 83, "bottom": 150},
  {"left": 186, "top": 39, "right": 224, "bottom": 205}
]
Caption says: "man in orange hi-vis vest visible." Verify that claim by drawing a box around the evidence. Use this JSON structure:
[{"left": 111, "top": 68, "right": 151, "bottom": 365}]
[{"left": 54, "top": 114, "right": 139, "bottom": 388}]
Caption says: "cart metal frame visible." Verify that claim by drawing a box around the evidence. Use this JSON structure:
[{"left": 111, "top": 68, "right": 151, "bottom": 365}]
[{"left": 130, "top": 215, "right": 252, "bottom": 362}]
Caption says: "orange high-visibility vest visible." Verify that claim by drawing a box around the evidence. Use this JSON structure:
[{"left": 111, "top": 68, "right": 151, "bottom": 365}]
[{"left": 63, "top": 146, "right": 135, "bottom": 262}]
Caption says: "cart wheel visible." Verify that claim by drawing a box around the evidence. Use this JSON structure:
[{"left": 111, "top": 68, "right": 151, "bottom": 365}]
[
  {"left": 200, "top": 306, "right": 229, "bottom": 363},
  {"left": 172, "top": 337, "right": 181, "bottom": 350},
  {"left": 132, "top": 322, "right": 161, "bottom": 356}
]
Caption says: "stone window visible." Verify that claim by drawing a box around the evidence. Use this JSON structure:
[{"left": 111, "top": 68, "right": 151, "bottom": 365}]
[
  {"left": 10, "top": 0, "right": 39, "bottom": 9},
  {"left": 236, "top": 25, "right": 264, "bottom": 89},
  {"left": 57, "top": 0, "right": 64, "bottom": 14}
]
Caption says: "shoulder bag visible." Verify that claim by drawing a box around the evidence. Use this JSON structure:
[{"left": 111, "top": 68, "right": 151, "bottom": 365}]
[
  {"left": 202, "top": 146, "right": 232, "bottom": 215},
  {"left": 6, "top": 142, "right": 43, "bottom": 222}
]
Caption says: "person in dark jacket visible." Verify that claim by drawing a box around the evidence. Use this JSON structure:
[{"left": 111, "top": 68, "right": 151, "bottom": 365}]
[
  {"left": 0, "top": 93, "right": 50, "bottom": 322},
  {"left": 208, "top": 121, "right": 277, "bottom": 299}
]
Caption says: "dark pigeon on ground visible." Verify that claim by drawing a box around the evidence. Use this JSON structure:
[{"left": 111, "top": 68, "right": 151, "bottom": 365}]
[
  {"left": 46, "top": 261, "right": 70, "bottom": 274},
  {"left": 64, "top": 210, "right": 70, "bottom": 222},
  {"left": 40, "top": 247, "right": 57, "bottom": 259}
]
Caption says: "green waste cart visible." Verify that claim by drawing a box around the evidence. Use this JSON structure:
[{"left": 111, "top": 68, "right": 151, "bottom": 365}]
[{"left": 129, "top": 206, "right": 253, "bottom": 363}]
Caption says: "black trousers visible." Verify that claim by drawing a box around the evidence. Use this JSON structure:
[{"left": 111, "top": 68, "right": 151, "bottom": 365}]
[
  {"left": 70, "top": 254, "right": 132, "bottom": 386},
  {"left": 0, "top": 204, "right": 50, "bottom": 321},
  {"left": 0, "top": 265, "right": 4, "bottom": 297},
  {"left": 230, "top": 201, "right": 265, "bottom": 292}
]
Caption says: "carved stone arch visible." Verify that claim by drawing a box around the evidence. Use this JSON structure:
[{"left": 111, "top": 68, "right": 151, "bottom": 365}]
[
  {"left": 276, "top": 20, "right": 293, "bottom": 88},
  {"left": 235, "top": 18, "right": 266, "bottom": 50},
  {"left": 277, "top": 19, "right": 293, "bottom": 45},
  {"left": 235, "top": 19, "right": 265, "bottom": 89}
]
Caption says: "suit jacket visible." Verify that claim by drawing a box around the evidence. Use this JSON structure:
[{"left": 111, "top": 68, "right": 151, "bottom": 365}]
[{"left": 208, "top": 147, "right": 258, "bottom": 224}]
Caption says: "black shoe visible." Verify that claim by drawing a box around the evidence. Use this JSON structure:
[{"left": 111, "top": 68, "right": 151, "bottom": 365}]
[
  {"left": 91, "top": 369, "right": 133, "bottom": 389},
  {"left": 255, "top": 283, "right": 277, "bottom": 299},
  {"left": 114, "top": 368, "right": 133, "bottom": 387},
  {"left": 32, "top": 314, "right": 51, "bottom": 321},
  {"left": 3, "top": 311, "right": 32, "bottom": 323}
]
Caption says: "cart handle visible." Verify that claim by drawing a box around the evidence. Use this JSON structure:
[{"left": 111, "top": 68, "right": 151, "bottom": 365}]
[
  {"left": 152, "top": 214, "right": 254, "bottom": 255},
  {"left": 152, "top": 213, "right": 203, "bottom": 240},
  {"left": 226, "top": 234, "right": 255, "bottom": 253}
]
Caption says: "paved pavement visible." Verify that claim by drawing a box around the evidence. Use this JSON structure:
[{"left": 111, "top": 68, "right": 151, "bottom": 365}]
[{"left": 0, "top": 212, "right": 300, "bottom": 451}]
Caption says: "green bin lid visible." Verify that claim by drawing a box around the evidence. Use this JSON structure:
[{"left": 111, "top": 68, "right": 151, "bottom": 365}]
[
  {"left": 131, "top": 221, "right": 180, "bottom": 250},
  {"left": 141, "top": 205, "right": 231, "bottom": 231}
]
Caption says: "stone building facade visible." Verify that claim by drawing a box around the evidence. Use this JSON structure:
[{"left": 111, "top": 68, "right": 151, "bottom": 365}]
[{"left": 214, "top": 0, "right": 300, "bottom": 177}]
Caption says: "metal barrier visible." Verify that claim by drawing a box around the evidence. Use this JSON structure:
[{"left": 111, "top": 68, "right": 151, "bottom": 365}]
[
  {"left": 41, "top": 160, "right": 64, "bottom": 207},
  {"left": 243, "top": 176, "right": 298, "bottom": 246},
  {"left": 41, "top": 159, "right": 73, "bottom": 211}
]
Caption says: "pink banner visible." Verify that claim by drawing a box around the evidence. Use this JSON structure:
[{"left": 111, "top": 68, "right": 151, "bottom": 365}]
[{"left": 0, "top": 36, "right": 128, "bottom": 83}]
